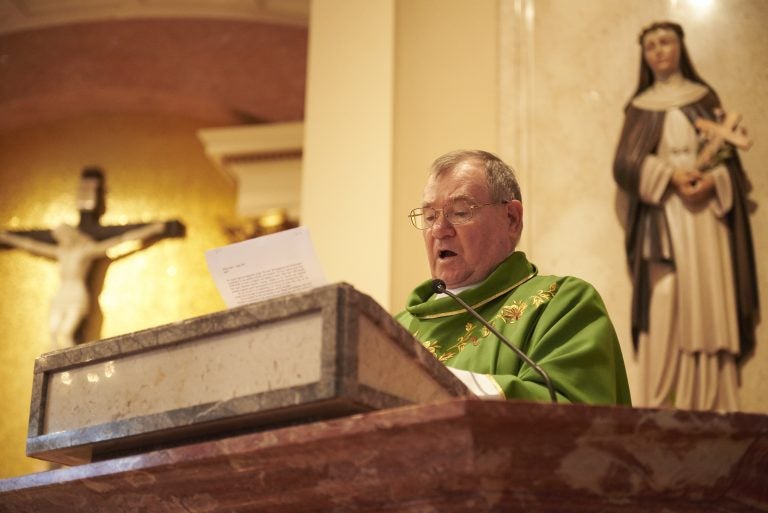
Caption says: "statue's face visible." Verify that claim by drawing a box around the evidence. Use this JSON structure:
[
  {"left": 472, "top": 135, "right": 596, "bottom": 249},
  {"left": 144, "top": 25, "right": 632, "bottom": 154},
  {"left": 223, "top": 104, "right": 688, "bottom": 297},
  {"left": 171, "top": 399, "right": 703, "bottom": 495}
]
[
  {"left": 642, "top": 28, "right": 681, "bottom": 81},
  {"left": 52, "top": 224, "right": 91, "bottom": 245}
]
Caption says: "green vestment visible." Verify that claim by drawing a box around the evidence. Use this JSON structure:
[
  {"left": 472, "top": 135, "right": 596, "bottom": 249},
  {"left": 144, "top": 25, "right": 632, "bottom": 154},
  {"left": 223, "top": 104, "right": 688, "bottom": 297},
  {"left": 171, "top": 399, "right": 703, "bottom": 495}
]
[{"left": 395, "top": 252, "right": 632, "bottom": 405}]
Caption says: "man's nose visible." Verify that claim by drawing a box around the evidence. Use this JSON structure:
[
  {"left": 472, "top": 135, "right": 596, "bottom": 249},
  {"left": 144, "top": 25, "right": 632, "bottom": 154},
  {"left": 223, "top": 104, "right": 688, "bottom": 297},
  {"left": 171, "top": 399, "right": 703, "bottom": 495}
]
[{"left": 430, "top": 211, "right": 455, "bottom": 237}]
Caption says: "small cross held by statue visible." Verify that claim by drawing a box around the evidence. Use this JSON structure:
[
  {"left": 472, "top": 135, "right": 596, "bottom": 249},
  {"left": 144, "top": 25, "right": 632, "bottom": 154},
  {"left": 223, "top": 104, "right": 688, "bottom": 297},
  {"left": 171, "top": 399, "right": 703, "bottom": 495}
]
[{"left": 694, "top": 110, "right": 753, "bottom": 170}]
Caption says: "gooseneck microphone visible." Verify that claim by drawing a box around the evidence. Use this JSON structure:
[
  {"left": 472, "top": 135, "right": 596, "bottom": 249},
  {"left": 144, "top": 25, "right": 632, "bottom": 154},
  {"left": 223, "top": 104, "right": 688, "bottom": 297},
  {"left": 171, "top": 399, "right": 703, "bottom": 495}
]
[{"left": 432, "top": 279, "right": 557, "bottom": 403}]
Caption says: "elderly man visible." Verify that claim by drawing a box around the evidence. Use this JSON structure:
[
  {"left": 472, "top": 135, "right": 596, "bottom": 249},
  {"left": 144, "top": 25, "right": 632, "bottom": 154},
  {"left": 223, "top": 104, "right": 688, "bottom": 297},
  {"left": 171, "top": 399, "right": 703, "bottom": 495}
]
[{"left": 396, "top": 150, "right": 631, "bottom": 405}]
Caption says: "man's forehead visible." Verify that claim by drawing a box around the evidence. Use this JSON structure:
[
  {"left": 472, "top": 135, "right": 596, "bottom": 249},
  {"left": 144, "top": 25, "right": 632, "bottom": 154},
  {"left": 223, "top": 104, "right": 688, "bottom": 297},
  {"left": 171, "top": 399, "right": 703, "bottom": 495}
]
[
  {"left": 422, "top": 166, "right": 489, "bottom": 204},
  {"left": 421, "top": 192, "right": 476, "bottom": 205}
]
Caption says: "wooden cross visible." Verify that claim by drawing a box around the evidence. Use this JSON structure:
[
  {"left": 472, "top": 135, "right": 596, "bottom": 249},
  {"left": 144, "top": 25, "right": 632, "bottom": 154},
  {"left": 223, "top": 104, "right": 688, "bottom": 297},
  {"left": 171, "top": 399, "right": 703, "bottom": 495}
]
[{"left": 694, "top": 111, "right": 753, "bottom": 170}]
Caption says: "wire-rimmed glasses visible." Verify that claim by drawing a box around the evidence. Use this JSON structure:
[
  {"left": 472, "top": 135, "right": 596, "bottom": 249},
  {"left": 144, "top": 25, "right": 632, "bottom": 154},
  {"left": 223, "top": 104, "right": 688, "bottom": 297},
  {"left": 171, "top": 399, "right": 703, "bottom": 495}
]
[{"left": 408, "top": 199, "right": 504, "bottom": 230}]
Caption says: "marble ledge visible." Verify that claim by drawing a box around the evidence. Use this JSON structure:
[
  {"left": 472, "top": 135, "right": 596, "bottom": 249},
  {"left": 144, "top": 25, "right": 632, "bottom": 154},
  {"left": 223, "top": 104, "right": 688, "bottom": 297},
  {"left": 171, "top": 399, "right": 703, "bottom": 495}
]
[{"left": 2, "top": 399, "right": 768, "bottom": 513}]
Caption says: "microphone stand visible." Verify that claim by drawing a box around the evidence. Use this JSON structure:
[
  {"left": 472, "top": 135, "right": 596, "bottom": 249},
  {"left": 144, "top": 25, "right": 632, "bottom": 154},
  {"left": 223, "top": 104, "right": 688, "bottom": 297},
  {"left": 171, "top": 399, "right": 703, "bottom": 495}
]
[{"left": 433, "top": 279, "right": 558, "bottom": 403}]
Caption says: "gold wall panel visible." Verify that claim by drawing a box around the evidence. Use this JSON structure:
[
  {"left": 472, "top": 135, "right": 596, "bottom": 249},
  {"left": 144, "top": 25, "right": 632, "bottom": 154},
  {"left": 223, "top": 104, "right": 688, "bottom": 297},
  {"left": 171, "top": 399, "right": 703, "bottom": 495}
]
[{"left": 0, "top": 112, "right": 235, "bottom": 478}]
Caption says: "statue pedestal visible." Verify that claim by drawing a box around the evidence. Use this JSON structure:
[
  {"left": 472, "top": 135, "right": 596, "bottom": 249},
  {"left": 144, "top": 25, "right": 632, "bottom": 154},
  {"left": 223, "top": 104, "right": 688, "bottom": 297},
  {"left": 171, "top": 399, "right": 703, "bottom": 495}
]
[{"left": 26, "top": 283, "right": 468, "bottom": 465}]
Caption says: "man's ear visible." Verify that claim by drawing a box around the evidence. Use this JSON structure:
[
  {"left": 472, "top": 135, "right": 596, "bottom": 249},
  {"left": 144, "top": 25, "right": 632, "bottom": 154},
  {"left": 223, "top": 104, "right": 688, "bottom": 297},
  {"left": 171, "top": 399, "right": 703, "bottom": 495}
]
[{"left": 507, "top": 199, "right": 524, "bottom": 243}]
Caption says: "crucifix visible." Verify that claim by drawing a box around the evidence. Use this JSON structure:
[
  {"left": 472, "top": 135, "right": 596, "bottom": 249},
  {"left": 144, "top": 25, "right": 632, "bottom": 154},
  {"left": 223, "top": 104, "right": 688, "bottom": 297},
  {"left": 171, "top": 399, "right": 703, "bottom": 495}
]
[
  {"left": 0, "top": 167, "right": 185, "bottom": 351},
  {"left": 694, "top": 110, "right": 753, "bottom": 170}
]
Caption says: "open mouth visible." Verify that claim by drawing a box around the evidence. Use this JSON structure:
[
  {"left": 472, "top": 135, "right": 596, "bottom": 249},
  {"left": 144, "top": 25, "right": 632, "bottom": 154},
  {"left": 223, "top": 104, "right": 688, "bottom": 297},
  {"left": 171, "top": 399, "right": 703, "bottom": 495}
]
[{"left": 438, "top": 250, "right": 457, "bottom": 259}]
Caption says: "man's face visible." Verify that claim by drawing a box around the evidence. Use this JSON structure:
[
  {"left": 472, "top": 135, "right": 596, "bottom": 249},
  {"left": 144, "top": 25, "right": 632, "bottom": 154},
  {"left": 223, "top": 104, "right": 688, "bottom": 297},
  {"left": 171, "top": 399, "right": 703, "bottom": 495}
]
[
  {"left": 421, "top": 160, "right": 522, "bottom": 289},
  {"left": 642, "top": 28, "right": 681, "bottom": 81}
]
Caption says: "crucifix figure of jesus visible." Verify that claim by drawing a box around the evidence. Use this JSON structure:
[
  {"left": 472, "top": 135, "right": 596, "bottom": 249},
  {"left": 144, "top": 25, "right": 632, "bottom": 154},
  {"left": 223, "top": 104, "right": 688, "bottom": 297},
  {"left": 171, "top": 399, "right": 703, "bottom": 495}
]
[{"left": 0, "top": 168, "right": 185, "bottom": 351}]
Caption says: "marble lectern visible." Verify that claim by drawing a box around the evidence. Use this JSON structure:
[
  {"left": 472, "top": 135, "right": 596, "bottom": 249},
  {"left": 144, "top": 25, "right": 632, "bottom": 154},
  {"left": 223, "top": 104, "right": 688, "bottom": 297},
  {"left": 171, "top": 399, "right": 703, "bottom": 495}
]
[{"left": 26, "top": 283, "right": 469, "bottom": 465}]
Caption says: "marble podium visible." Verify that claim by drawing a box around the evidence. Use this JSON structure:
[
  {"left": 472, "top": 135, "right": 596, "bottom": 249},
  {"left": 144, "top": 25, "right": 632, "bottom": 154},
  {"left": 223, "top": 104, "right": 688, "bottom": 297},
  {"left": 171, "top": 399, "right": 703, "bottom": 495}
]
[{"left": 25, "top": 283, "right": 469, "bottom": 465}]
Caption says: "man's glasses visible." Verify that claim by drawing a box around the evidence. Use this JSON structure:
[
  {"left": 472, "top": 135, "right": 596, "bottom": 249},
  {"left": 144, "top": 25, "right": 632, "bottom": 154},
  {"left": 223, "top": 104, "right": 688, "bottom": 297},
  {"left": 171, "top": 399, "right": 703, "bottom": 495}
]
[{"left": 408, "top": 199, "right": 505, "bottom": 230}]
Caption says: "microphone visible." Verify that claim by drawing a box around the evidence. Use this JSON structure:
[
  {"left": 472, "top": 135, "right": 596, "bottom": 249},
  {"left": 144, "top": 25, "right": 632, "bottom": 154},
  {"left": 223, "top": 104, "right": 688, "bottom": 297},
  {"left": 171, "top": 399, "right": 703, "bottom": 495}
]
[{"left": 432, "top": 279, "right": 557, "bottom": 403}]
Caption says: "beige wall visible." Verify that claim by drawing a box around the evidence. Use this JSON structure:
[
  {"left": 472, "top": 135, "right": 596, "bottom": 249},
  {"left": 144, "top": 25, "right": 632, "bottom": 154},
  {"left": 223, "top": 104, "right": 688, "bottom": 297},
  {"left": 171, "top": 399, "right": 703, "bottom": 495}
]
[
  {"left": 302, "top": 0, "right": 395, "bottom": 308},
  {"left": 391, "top": 0, "right": 500, "bottom": 311},
  {"left": 303, "top": 0, "right": 500, "bottom": 311}
]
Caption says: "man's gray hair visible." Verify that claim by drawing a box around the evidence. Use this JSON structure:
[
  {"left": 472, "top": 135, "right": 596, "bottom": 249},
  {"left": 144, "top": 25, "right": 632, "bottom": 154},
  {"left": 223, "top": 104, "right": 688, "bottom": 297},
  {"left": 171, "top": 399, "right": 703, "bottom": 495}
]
[{"left": 429, "top": 150, "right": 522, "bottom": 203}]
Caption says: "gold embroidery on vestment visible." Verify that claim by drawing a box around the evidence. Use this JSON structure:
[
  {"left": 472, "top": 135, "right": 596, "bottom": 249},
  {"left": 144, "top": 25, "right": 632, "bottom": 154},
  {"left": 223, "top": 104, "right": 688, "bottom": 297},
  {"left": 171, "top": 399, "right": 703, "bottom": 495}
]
[
  {"left": 455, "top": 322, "right": 477, "bottom": 352},
  {"left": 419, "top": 279, "right": 559, "bottom": 362},
  {"left": 499, "top": 300, "right": 527, "bottom": 323},
  {"left": 421, "top": 339, "right": 439, "bottom": 355},
  {"left": 532, "top": 283, "right": 557, "bottom": 307},
  {"left": 422, "top": 339, "right": 457, "bottom": 361}
]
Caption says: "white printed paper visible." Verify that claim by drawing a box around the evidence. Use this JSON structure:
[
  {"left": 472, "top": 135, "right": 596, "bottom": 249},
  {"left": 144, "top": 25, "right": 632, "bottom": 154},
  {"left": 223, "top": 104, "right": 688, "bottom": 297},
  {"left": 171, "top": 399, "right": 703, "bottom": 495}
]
[{"left": 205, "top": 226, "right": 327, "bottom": 308}]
